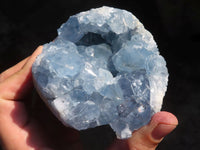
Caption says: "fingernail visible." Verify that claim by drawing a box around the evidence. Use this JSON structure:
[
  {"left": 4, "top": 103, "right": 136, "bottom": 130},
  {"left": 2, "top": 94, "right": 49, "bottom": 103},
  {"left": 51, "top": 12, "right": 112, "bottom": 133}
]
[{"left": 151, "top": 124, "right": 177, "bottom": 140}]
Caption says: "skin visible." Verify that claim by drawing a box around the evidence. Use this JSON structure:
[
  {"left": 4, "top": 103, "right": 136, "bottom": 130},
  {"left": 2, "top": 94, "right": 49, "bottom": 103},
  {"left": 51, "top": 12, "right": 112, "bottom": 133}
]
[{"left": 0, "top": 46, "right": 178, "bottom": 150}]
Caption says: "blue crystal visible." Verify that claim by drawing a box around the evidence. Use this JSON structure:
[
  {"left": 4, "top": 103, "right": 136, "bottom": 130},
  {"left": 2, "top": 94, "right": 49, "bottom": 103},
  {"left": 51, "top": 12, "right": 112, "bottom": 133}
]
[{"left": 32, "top": 6, "right": 168, "bottom": 139}]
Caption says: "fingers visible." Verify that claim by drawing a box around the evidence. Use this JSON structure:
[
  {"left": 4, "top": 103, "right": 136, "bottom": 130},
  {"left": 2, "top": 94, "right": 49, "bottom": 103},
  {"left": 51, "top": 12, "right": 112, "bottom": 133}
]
[
  {"left": 22, "top": 46, "right": 43, "bottom": 72},
  {"left": 0, "top": 46, "right": 43, "bottom": 101},
  {"left": 0, "top": 57, "right": 30, "bottom": 82},
  {"left": 109, "top": 111, "right": 178, "bottom": 150}
]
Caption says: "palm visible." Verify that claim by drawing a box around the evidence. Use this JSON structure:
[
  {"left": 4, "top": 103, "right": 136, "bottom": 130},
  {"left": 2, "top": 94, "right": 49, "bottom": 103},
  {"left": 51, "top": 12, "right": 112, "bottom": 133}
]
[{"left": 15, "top": 93, "right": 82, "bottom": 150}]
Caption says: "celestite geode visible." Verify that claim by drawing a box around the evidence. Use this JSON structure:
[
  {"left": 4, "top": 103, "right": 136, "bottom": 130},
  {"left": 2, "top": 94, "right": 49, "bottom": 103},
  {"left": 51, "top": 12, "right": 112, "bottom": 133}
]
[{"left": 32, "top": 6, "right": 168, "bottom": 139}]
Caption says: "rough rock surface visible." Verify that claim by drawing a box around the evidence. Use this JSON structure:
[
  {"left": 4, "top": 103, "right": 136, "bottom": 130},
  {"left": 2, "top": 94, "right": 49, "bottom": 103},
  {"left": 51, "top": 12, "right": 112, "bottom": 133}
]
[{"left": 32, "top": 6, "right": 168, "bottom": 139}]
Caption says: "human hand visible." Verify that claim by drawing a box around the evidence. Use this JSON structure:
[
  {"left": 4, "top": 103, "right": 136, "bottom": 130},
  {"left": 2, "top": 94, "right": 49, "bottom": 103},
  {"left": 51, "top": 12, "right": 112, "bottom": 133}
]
[{"left": 0, "top": 46, "right": 178, "bottom": 150}]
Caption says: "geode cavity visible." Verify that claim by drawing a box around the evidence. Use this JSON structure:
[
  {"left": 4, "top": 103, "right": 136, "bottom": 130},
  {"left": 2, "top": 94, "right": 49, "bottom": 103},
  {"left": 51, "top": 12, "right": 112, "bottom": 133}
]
[{"left": 32, "top": 6, "right": 168, "bottom": 139}]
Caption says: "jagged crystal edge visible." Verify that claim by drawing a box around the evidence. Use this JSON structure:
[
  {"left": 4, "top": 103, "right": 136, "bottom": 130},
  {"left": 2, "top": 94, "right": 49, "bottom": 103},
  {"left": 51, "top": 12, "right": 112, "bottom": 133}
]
[{"left": 32, "top": 6, "right": 168, "bottom": 139}]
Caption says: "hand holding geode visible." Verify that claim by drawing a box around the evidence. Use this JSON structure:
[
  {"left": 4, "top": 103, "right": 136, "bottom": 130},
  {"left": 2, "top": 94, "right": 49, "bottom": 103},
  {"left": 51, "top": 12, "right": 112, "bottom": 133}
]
[{"left": 32, "top": 6, "right": 168, "bottom": 139}]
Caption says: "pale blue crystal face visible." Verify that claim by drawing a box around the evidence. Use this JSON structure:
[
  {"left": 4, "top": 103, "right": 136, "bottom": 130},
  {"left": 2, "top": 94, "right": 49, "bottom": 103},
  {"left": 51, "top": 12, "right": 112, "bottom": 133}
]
[{"left": 32, "top": 6, "right": 168, "bottom": 139}]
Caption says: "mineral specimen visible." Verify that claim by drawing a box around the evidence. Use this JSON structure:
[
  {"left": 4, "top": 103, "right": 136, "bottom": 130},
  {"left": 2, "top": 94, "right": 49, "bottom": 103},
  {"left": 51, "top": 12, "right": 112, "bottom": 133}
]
[{"left": 32, "top": 6, "right": 168, "bottom": 139}]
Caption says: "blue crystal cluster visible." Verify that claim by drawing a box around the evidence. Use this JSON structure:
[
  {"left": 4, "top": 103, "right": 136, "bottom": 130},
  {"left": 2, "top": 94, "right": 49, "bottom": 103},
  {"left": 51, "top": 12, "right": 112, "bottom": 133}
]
[{"left": 32, "top": 6, "right": 168, "bottom": 139}]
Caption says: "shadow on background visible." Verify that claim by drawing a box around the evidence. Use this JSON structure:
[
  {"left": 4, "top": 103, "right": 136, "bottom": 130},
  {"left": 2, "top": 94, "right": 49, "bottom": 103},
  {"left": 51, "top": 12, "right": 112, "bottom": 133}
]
[{"left": 0, "top": 0, "right": 200, "bottom": 149}]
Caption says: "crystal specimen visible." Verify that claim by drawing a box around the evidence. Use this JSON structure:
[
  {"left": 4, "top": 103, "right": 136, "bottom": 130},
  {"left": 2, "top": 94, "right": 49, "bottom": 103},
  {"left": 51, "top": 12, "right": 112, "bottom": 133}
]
[{"left": 32, "top": 6, "right": 168, "bottom": 139}]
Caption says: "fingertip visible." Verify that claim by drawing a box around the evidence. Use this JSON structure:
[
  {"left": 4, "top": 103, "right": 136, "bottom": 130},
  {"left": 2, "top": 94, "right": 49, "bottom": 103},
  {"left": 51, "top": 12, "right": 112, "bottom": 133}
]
[
  {"left": 33, "top": 45, "right": 43, "bottom": 56},
  {"left": 151, "top": 111, "right": 178, "bottom": 126},
  {"left": 24, "top": 45, "right": 43, "bottom": 69},
  {"left": 150, "top": 111, "right": 178, "bottom": 141},
  {"left": 19, "top": 46, "right": 43, "bottom": 77}
]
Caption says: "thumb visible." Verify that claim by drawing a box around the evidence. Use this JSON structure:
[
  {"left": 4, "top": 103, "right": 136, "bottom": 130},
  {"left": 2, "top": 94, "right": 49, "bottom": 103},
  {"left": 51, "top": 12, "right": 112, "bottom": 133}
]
[
  {"left": 109, "top": 111, "right": 178, "bottom": 150},
  {"left": 127, "top": 111, "right": 178, "bottom": 150}
]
